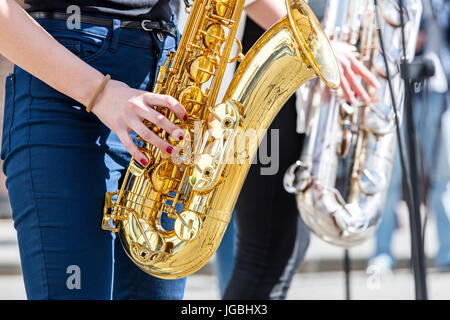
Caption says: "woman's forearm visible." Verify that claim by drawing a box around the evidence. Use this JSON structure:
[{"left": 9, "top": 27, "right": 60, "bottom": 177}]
[
  {"left": 0, "top": 0, "right": 104, "bottom": 106},
  {"left": 244, "top": 0, "right": 286, "bottom": 30},
  {"left": 0, "top": 0, "right": 190, "bottom": 162}
]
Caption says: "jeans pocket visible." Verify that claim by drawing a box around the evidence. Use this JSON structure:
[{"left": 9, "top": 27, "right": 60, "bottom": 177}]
[
  {"left": 1, "top": 73, "right": 15, "bottom": 160},
  {"left": 51, "top": 30, "right": 110, "bottom": 63}
]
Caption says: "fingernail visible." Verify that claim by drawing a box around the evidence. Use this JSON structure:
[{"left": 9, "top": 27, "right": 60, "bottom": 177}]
[
  {"left": 178, "top": 135, "right": 184, "bottom": 141},
  {"left": 183, "top": 115, "right": 188, "bottom": 121},
  {"left": 140, "top": 157, "right": 149, "bottom": 166},
  {"left": 166, "top": 146, "right": 174, "bottom": 155}
]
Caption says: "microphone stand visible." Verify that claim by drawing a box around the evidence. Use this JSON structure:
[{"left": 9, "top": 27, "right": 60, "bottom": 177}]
[
  {"left": 398, "top": 0, "right": 434, "bottom": 300},
  {"left": 400, "top": 57, "right": 432, "bottom": 300},
  {"left": 401, "top": 61, "right": 428, "bottom": 300}
]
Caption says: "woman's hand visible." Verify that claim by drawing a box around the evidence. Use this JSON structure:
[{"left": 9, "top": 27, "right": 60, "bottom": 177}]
[
  {"left": 91, "top": 79, "right": 188, "bottom": 166},
  {"left": 331, "top": 40, "right": 380, "bottom": 104},
  {"left": 0, "top": 1, "right": 188, "bottom": 166}
]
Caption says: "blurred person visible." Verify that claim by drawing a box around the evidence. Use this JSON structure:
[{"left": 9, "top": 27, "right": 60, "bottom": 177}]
[
  {"left": 218, "top": 0, "right": 380, "bottom": 300},
  {"left": 368, "top": 0, "right": 450, "bottom": 272},
  {"left": 0, "top": 0, "right": 283, "bottom": 300}
]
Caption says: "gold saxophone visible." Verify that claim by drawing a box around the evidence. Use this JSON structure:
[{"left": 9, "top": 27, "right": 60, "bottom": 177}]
[
  {"left": 284, "top": 0, "right": 422, "bottom": 247},
  {"left": 102, "top": 0, "right": 340, "bottom": 279}
]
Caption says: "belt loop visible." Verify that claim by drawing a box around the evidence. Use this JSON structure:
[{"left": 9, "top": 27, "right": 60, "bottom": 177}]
[{"left": 110, "top": 18, "right": 121, "bottom": 52}]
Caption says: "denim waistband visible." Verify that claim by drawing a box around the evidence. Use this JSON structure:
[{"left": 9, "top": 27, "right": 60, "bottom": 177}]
[{"left": 35, "top": 13, "right": 177, "bottom": 49}]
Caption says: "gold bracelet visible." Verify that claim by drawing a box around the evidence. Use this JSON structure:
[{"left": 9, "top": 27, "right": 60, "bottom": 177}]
[{"left": 86, "top": 74, "right": 111, "bottom": 113}]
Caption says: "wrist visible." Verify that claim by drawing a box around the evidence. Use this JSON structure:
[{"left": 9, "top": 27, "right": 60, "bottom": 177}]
[
  {"left": 86, "top": 74, "right": 111, "bottom": 112},
  {"left": 74, "top": 70, "right": 106, "bottom": 108}
]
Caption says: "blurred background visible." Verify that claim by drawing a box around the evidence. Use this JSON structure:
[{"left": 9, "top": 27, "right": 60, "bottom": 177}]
[{"left": 0, "top": 0, "right": 449, "bottom": 300}]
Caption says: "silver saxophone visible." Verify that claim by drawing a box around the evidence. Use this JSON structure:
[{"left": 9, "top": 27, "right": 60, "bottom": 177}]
[{"left": 284, "top": 0, "right": 422, "bottom": 247}]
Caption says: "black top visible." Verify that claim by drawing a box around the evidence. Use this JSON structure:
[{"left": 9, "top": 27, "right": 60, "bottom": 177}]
[{"left": 25, "top": 0, "right": 173, "bottom": 21}]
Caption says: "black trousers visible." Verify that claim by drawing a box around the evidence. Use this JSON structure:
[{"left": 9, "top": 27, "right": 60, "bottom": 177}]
[{"left": 223, "top": 19, "right": 311, "bottom": 300}]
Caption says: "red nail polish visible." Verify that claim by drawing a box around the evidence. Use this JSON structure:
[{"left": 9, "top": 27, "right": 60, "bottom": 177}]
[
  {"left": 140, "top": 157, "right": 148, "bottom": 166},
  {"left": 179, "top": 135, "right": 184, "bottom": 141},
  {"left": 166, "top": 146, "right": 174, "bottom": 155},
  {"left": 183, "top": 115, "right": 188, "bottom": 121}
]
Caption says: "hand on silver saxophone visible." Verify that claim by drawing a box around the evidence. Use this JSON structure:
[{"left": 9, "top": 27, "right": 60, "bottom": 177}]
[{"left": 331, "top": 40, "right": 380, "bottom": 104}]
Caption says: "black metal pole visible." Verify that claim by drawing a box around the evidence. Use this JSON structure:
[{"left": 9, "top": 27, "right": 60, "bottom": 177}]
[
  {"left": 344, "top": 249, "right": 351, "bottom": 300},
  {"left": 374, "top": 0, "right": 429, "bottom": 299},
  {"left": 401, "top": 62, "right": 428, "bottom": 300},
  {"left": 398, "top": 0, "right": 428, "bottom": 300}
]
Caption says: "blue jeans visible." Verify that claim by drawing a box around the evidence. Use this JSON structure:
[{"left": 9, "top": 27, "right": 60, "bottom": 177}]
[
  {"left": 1, "top": 16, "right": 186, "bottom": 299},
  {"left": 432, "top": 106, "right": 450, "bottom": 267},
  {"left": 374, "top": 92, "right": 450, "bottom": 267}
]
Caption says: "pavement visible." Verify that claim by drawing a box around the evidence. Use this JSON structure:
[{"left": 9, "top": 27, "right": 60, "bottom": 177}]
[
  {"left": 184, "top": 269, "right": 450, "bottom": 300},
  {"left": 1, "top": 212, "right": 449, "bottom": 300},
  {"left": 2, "top": 267, "right": 450, "bottom": 300}
]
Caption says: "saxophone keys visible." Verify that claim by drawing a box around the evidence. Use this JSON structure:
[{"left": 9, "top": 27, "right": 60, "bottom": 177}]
[
  {"left": 339, "top": 101, "right": 355, "bottom": 117},
  {"left": 213, "top": 0, "right": 236, "bottom": 20},
  {"left": 228, "top": 38, "right": 244, "bottom": 63},
  {"left": 364, "top": 102, "right": 396, "bottom": 135},
  {"left": 174, "top": 211, "right": 202, "bottom": 242},
  {"left": 203, "top": 23, "right": 226, "bottom": 49},
  {"left": 150, "top": 161, "right": 183, "bottom": 194},
  {"left": 188, "top": 56, "right": 215, "bottom": 84},
  {"left": 129, "top": 156, "right": 150, "bottom": 177},
  {"left": 337, "top": 129, "right": 352, "bottom": 157},
  {"left": 190, "top": 154, "right": 216, "bottom": 191},
  {"left": 207, "top": 101, "right": 239, "bottom": 139},
  {"left": 359, "top": 169, "right": 387, "bottom": 196},
  {"left": 130, "top": 235, "right": 167, "bottom": 265},
  {"left": 372, "top": 49, "right": 399, "bottom": 79},
  {"left": 102, "top": 191, "right": 121, "bottom": 232},
  {"left": 179, "top": 86, "right": 204, "bottom": 116},
  {"left": 382, "top": 0, "right": 409, "bottom": 28},
  {"left": 190, "top": 100, "right": 241, "bottom": 192},
  {"left": 283, "top": 161, "right": 311, "bottom": 193},
  {"left": 334, "top": 203, "right": 368, "bottom": 236}
]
